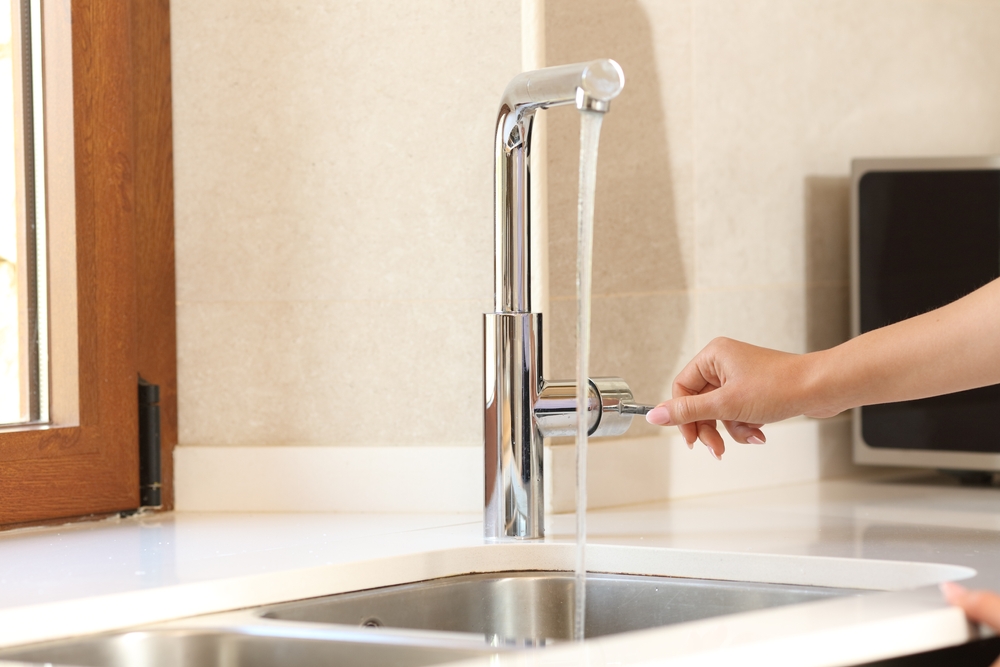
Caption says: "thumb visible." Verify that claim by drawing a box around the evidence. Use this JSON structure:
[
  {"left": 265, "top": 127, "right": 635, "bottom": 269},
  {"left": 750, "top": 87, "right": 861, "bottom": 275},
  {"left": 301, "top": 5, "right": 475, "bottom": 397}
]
[{"left": 647, "top": 391, "right": 723, "bottom": 426}]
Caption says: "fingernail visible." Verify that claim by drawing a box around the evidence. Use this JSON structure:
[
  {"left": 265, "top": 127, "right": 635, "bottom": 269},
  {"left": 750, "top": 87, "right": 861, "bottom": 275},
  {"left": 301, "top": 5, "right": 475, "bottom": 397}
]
[
  {"left": 748, "top": 435, "right": 765, "bottom": 445},
  {"left": 705, "top": 443, "right": 722, "bottom": 460},
  {"left": 646, "top": 406, "right": 670, "bottom": 425}
]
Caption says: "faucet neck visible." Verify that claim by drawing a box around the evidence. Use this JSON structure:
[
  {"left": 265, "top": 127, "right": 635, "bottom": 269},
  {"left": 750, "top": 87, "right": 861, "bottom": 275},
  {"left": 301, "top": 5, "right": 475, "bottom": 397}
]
[
  {"left": 493, "top": 105, "right": 535, "bottom": 313},
  {"left": 492, "top": 60, "right": 624, "bottom": 315}
]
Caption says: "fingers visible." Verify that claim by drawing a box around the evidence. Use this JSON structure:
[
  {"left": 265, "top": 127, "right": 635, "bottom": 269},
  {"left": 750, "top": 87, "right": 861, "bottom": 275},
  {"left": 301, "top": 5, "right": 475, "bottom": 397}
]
[
  {"left": 646, "top": 406, "right": 699, "bottom": 449},
  {"left": 645, "top": 339, "right": 767, "bottom": 459},
  {"left": 722, "top": 420, "right": 767, "bottom": 445},
  {"left": 941, "top": 583, "right": 1000, "bottom": 632},
  {"left": 697, "top": 422, "right": 725, "bottom": 460},
  {"left": 678, "top": 423, "right": 698, "bottom": 449},
  {"left": 648, "top": 336, "right": 798, "bottom": 459},
  {"left": 647, "top": 402, "right": 766, "bottom": 458},
  {"left": 645, "top": 402, "right": 717, "bottom": 455},
  {"left": 646, "top": 392, "right": 722, "bottom": 428},
  {"left": 693, "top": 421, "right": 765, "bottom": 459}
]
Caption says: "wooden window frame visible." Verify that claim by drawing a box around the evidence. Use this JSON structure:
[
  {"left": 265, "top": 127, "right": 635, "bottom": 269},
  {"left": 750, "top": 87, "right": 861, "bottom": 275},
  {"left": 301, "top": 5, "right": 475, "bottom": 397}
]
[{"left": 0, "top": 0, "right": 176, "bottom": 527}]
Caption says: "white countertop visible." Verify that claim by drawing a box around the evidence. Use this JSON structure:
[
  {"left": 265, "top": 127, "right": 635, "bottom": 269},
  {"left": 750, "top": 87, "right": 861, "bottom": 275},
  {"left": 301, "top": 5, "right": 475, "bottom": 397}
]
[{"left": 1, "top": 471, "right": 998, "bottom": 665}]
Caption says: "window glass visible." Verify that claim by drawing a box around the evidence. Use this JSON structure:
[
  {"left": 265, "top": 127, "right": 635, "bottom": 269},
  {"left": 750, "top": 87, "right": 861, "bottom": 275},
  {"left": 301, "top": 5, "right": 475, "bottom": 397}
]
[
  {"left": 0, "top": 0, "right": 47, "bottom": 425},
  {"left": 0, "top": 1, "right": 19, "bottom": 423}
]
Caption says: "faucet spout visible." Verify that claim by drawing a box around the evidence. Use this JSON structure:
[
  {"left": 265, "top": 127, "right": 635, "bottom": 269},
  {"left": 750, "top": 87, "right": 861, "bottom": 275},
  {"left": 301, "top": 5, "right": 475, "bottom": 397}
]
[
  {"left": 494, "top": 60, "right": 624, "bottom": 314},
  {"left": 485, "top": 60, "right": 633, "bottom": 542}
]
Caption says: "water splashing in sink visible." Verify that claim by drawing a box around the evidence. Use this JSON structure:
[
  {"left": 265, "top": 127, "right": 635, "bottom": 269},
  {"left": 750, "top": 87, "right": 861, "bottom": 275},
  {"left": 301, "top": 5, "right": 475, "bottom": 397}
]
[{"left": 575, "top": 108, "right": 605, "bottom": 642}]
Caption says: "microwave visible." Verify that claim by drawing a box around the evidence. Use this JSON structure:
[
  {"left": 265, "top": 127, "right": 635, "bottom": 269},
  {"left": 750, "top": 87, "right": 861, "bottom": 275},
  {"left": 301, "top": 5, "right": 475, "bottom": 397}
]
[{"left": 851, "top": 156, "right": 1000, "bottom": 473}]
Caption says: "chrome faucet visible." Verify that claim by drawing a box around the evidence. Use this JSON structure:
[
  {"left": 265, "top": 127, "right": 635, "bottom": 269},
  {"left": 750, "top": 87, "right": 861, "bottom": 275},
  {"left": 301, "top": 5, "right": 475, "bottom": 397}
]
[{"left": 484, "top": 60, "right": 653, "bottom": 541}]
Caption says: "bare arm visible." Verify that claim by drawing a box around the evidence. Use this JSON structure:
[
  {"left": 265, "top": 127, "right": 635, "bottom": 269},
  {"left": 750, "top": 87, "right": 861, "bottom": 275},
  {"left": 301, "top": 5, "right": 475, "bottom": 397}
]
[
  {"left": 821, "top": 278, "right": 1000, "bottom": 412},
  {"left": 647, "top": 278, "right": 1000, "bottom": 458}
]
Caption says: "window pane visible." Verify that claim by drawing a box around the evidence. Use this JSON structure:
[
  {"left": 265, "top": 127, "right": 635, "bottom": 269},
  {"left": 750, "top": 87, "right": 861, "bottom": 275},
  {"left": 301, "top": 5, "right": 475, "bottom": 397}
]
[
  {"left": 0, "top": 0, "right": 47, "bottom": 426},
  {"left": 0, "top": 1, "right": 19, "bottom": 423}
]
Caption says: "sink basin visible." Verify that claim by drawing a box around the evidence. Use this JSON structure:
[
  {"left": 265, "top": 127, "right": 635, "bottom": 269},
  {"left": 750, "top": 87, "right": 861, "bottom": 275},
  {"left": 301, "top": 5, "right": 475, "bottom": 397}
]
[
  {"left": 0, "top": 626, "right": 490, "bottom": 667},
  {"left": 0, "top": 544, "right": 970, "bottom": 667},
  {"left": 0, "top": 573, "right": 868, "bottom": 667},
  {"left": 259, "top": 571, "right": 866, "bottom": 645}
]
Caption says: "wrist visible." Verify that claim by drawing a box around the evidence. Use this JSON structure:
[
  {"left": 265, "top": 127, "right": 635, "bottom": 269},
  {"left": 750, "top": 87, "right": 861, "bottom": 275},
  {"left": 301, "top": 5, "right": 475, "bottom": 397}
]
[{"left": 795, "top": 348, "right": 850, "bottom": 418}]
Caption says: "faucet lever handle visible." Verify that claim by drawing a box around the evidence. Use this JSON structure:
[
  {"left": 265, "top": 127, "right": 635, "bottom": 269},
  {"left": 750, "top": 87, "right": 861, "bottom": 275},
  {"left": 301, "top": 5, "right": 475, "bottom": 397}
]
[{"left": 620, "top": 403, "right": 656, "bottom": 416}]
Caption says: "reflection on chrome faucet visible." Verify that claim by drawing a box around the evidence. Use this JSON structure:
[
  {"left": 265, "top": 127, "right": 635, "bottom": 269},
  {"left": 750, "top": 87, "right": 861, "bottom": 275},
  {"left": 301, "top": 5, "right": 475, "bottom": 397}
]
[{"left": 484, "top": 60, "right": 653, "bottom": 541}]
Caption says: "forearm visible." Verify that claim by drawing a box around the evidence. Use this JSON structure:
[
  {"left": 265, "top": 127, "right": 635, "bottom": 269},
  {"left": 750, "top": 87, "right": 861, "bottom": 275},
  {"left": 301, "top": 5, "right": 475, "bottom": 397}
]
[{"left": 807, "top": 278, "right": 1000, "bottom": 415}]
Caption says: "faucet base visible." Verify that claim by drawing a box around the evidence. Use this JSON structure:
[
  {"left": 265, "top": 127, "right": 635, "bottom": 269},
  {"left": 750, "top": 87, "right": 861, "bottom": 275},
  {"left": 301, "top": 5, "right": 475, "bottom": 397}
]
[{"left": 484, "top": 312, "right": 544, "bottom": 541}]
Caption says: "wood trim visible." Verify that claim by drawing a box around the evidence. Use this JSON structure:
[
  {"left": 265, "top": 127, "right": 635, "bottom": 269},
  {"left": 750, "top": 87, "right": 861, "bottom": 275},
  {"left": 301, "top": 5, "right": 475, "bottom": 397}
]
[
  {"left": 132, "top": 0, "right": 177, "bottom": 510},
  {"left": 0, "top": 0, "right": 177, "bottom": 525}
]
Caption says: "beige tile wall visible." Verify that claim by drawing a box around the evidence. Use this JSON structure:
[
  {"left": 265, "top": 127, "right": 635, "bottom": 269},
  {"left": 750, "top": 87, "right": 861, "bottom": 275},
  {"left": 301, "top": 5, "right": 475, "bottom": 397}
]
[
  {"left": 172, "top": 2, "right": 520, "bottom": 448},
  {"left": 544, "top": 0, "right": 1000, "bottom": 503},
  {"left": 172, "top": 0, "right": 1000, "bottom": 507}
]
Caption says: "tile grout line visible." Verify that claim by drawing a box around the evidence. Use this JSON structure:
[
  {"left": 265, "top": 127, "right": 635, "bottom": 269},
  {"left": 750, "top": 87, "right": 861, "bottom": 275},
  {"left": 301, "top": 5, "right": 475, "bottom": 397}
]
[
  {"left": 175, "top": 297, "right": 496, "bottom": 306},
  {"left": 690, "top": 0, "right": 700, "bottom": 351},
  {"left": 547, "top": 281, "right": 850, "bottom": 302},
  {"left": 178, "top": 281, "right": 851, "bottom": 308}
]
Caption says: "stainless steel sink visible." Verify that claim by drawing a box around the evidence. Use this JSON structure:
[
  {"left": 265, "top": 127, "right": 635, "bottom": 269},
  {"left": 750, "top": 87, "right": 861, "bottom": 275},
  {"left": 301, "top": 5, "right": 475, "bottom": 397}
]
[
  {"left": 0, "top": 571, "right": 869, "bottom": 666},
  {"left": 0, "top": 626, "right": 491, "bottom": 667},
  {"left": 260, "top": 571, "right": 866, "bottom": 645}
]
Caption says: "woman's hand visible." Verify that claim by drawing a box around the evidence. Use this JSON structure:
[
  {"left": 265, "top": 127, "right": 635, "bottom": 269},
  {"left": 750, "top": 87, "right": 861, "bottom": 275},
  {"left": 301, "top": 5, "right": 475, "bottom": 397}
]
[
  {"left": 646, "top": 279, "right": 1000, "bottom": 459},
  {"left": 941, "top": 582, "right": 1000, "bottom": 667},
  {"left": 645, "top": 337, "right": 843, "bottom": 459}
]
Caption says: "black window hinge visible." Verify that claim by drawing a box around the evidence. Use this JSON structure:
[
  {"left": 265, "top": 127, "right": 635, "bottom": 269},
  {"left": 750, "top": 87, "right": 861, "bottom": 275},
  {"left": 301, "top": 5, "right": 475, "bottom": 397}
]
[{"left": 138, "top": 376, "right": 162, "bottom": 508}]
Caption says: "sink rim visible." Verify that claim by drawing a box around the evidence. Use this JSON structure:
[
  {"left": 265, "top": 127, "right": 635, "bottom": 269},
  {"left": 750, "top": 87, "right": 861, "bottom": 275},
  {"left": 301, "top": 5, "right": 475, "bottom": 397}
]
[
  {"left": 0, "top": 543, "right": 976, "bottom": 651},
  {"left": 0, "top": 583, "right": 973, "bottom": 667}
]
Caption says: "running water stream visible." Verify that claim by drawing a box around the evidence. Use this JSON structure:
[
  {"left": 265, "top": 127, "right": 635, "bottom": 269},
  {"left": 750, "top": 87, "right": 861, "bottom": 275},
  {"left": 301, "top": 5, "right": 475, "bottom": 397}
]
[{"left": 573, "top": 109, "right": 605, "bottom": 642}]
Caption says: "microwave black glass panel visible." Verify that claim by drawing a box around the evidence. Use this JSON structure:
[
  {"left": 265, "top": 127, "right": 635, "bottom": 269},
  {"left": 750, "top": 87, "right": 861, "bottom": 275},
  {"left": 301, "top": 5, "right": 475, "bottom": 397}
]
[{"left": 858, "top": 169, "right": 1000, "bottom": 452}]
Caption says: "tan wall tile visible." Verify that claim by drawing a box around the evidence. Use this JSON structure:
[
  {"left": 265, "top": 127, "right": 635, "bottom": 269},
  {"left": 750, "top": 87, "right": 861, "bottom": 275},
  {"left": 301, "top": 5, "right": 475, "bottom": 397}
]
[
  {"left": 177, "top": 298, "right": 489, "bottom": 447},
  {"left": 546, "top": 416, "right": 858, "bottom": 512},
  {"left": 172, "top": 1, "right": 520, "bottom": 304},
  {"left": 171, "top": 2, "right": 520, "bottom": 450},
  {"left": 546, "top": 0, "right": 695, "bottom": 300},
  {"left": 804, "top": 176, "right": 851, "bottom": 287},
  {"left": 692, "top": 0, "right": 1000, "bottom": 291},
  {"left": 696, "top": 286, "right": 807, "bottom": 353},
  {"left": 807, "top": 283, "right": 850, "bottom": 354}
]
